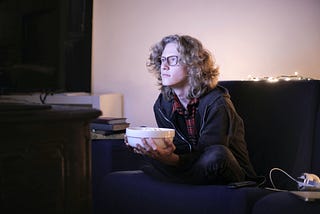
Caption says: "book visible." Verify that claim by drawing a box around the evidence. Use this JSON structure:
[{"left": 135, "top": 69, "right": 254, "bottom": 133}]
[
  {"left": 91, "top": 129, "right": 126, "bottom": 136},
  {"left": 91, "top": 116, "right": 127, "bottom": 125},
  {"left": 90, "top": 122, "right": 130, "bottom": 131},
  {"left": 91, "top": 132, "right": 125, "bottom": 140}
]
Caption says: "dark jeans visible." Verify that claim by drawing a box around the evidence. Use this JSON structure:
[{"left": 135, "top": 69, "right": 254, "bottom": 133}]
[{"left": 142, "top": 145, "right": 245, "bottom": 185}]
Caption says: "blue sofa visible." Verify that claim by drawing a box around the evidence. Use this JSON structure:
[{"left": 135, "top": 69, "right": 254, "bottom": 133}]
[{"left": 92, "top": 80, "right": 320, "bottom": 214}]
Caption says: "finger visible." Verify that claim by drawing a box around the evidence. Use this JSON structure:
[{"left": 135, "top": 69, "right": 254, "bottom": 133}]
[
  {"left": 141, "top": 138, "right": 153, "bottom": 151},
  {"left": 148, "top": 138, "right": 157, "bottom": 150},
  {"left": 133, "top": 148, "right": 141, "bottom": 154},
  {"left": 123, "top": 139, "right": 135, "bottom": 152},
  {"left": 124, "top": 135, "right": 131, "bottom": 147},
  {"left": 163, "top": 138, "right": 173, "bottom": 147},
  {"left": 162, "top": 139, "right": 175, "bottom": 153},
  {"left": 136, "top": 144, "right": 146, "bottom": 154}
]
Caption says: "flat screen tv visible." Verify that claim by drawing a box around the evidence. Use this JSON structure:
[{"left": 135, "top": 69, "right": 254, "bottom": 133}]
[{"left": 0, "top": 0, "right": 92, "bottom": 95}]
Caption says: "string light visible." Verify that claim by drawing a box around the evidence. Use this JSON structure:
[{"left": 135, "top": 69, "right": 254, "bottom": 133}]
[{"left": 247, "top": 72, "right": 313, "bottom": 82}]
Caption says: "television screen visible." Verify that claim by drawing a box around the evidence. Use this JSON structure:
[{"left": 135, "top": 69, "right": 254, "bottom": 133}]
[{"left": 0, "top": 0, "right": 92, "bottom": 95}]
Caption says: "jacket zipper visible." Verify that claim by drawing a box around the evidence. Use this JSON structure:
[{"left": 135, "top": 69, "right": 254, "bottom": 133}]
[
  {"left": 199, "top": 105, "right": 209, "bottom": 135},
  {"left": 157, "top": 108, "right": 192, "bottom": 152}
]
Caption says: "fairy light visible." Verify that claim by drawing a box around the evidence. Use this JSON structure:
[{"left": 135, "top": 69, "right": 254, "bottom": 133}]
[{"left": 247, "top": 72, "right": 313, "bottom": 82}]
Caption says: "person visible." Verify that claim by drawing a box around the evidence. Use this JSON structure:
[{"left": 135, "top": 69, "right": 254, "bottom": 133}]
[{"left": 126, "top": 34, "right": 257, "bottom": 185}]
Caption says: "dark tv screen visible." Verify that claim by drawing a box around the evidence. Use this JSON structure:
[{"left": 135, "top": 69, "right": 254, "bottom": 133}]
[{"left": 0, "top": 0, "right": 92, "bottom": 95}]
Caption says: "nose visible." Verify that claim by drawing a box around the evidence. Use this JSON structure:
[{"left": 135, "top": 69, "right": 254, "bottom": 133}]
[{"left": 161, "top": 63, "right": 170, "bottom": 70}]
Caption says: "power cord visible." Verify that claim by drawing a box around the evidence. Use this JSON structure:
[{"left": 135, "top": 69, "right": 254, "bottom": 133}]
[
  {"left": 39, "top": 90, "right": 54, "bottom": 104},
  {"left": 269, "top": 168, "right": 298, "bottom": 191}
]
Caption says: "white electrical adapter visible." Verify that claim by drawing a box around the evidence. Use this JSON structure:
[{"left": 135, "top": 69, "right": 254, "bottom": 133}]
[{"left": 297, "top": 173, "right": 320, "bottom": 191}]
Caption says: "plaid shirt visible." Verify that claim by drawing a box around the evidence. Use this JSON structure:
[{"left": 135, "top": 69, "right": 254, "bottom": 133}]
[{"left": 172, "top": 95, "right": 199, "bottom": 144}]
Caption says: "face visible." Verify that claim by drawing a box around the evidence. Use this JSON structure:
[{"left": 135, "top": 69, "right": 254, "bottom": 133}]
[{"left": 160, "top": 42, "right": 188, "bottom": 89}]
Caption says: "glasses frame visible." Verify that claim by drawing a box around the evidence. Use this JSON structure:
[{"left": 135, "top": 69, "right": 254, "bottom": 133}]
[{"left": 160, "top": 55, "right": 179, "bottom": 66}]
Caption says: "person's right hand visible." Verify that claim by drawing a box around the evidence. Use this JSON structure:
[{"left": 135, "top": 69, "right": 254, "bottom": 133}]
[
  {"left": 124, "top": 134, "right": 135, "bottom": 152},
  {"left": 124, "top": 135, "right": 150, "bottom": 154}
]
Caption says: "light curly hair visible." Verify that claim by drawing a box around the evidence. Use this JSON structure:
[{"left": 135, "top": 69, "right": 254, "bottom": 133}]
[{"left": 146, "top": 34, "right": 219, "bottom": 100}]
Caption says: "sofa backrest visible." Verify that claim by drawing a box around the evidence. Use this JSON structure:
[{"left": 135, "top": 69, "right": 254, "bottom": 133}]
[
  {"left": 219, "top": 80, "right": 320, "bottom": 182},
  {"left": 313, "top": 106, "right": 320, "bottom": 176}
]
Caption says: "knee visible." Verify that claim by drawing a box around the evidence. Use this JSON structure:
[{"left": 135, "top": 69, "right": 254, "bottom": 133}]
[
  {"left": 205, "top": 145, "right": 232, "bottom": 159},
  {"left": 196, "top": 145, "right": 234, "bottom": 167},
  {"left": 194, "top": 145, "right": 244, "bottom": 184}
]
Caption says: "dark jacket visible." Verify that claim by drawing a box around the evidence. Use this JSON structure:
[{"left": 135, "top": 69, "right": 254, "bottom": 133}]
[{"left": 153, "top": 85, "right": 257, "bottom": 179}]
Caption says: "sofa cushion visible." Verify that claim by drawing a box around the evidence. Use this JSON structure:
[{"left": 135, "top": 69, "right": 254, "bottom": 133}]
[
  {"left": 96, "top": 170, "right": 271, "bottom": 214},
  {"left": 92, "top": 139, "right": 143, "bottom": 213},
  {"left": 252, "top": 191, "right": 320, "bottom": 214}
]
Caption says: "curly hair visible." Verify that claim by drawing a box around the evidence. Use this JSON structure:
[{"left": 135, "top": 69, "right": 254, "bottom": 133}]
[{"left": 146, "top": 34, "right": 219, "bottom": 100}]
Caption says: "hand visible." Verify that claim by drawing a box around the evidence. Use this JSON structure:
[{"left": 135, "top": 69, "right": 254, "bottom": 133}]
[
  {"left": 135, "top": 138, "right": 179, "bottom": 166},
  {"left": 124, "top": 135, "right": 159, "bottom": 155},
  {"left": 123, "top": 134, "right": 135, "bottom": 152}
]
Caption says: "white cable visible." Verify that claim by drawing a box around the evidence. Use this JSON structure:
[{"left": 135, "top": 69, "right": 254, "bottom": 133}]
[{"left": 269, "top": 168, "right": 299, "bottom": 190}]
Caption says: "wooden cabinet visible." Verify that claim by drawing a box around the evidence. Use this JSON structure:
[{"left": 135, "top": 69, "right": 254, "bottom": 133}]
[{"left": 0, "top": 103, "right": 101, "bottom": 214}]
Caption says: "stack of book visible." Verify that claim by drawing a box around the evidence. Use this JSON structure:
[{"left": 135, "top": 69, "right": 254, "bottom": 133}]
[{"left": 90, "top": 117, "right": 129, "bottom": 139}]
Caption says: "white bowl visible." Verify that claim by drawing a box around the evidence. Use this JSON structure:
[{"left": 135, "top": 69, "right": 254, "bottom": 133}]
[{"left": 126, "top": 127, "right": 175, "bottom": 149}]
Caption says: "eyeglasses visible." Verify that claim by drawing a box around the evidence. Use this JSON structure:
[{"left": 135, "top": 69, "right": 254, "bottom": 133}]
[{"left": 160, "top": 55, "right": 179, "bottom": 66}]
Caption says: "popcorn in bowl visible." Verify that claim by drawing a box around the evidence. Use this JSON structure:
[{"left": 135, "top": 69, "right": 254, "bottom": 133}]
[{"left": 126, "top": 127, "right": 175, "bottom": 149}]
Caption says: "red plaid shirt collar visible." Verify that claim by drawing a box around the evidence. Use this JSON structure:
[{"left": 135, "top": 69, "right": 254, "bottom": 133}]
[{"left": 172, "top": 95, "right": 199, "bottom": 144}]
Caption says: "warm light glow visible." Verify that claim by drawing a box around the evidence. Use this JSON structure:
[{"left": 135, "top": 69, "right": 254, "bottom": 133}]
[
  {"left": 247, "top": 72, "right": 312, "bottom": 82},
  {"left": 267, "top": 77, "right": 279, "bottom": 83}
]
